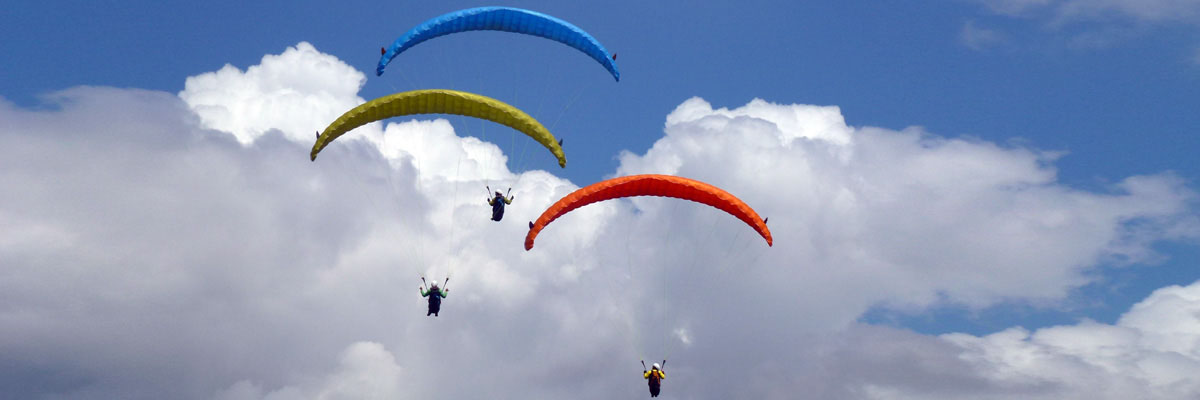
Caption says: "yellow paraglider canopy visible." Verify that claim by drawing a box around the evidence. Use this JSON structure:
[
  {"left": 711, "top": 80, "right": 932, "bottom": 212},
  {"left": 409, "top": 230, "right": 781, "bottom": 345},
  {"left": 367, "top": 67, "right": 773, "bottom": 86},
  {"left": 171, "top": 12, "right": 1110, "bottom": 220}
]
[{"left": 310, "top": 89, "right": 566, "bottom": 167}]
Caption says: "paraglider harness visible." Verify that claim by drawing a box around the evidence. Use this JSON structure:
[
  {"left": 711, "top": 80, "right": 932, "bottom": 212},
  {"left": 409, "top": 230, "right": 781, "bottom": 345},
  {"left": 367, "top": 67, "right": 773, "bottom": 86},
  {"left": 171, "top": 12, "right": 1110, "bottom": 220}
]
[
  {"left": 488, "top": 186, "right": 512, "bottom": 221},
  {"left": 421, "top": 277, "right": 448, "bottom": 316},
  {"left": 642, "top": 360, "right": 666, "bottom": 397}
]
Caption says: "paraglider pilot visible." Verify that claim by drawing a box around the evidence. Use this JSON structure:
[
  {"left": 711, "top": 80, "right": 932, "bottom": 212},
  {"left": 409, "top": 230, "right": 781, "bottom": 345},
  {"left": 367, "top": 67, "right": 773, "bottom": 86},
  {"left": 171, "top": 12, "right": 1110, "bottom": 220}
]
[
  {"left": 643, "top": 360, "right": 665, "bottom": 397},
  {"left": 487, "top": 186, "right": 514, "bottom": 221},
  {"left": 420, "top": 278, "right": 448, "bottom": 317}
]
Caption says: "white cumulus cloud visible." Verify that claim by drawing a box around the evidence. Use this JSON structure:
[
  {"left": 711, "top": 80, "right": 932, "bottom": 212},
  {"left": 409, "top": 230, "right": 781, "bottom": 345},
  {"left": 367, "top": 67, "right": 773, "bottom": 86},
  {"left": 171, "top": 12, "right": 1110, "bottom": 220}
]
[
  {"left": 938, "top": 281, "right": 1200, "bottom": 399},
  {"left": 179, "top": 42, "right": 367, "bottom": 144},
  {"left": 619, "top": 96, "right": 1195, "bottom": 313}
]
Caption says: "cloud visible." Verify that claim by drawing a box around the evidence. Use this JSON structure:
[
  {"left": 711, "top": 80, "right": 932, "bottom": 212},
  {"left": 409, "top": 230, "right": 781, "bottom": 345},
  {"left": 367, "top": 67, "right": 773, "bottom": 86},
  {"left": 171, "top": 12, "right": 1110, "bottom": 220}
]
[
  {"left": 976, "top": 0, "right": 1200, "bottom": 23},
  {"left": 629, "top": 281, "right": 1200, "bottom": 399},
  {"left": 1, "top": 42, "right": 1196, "bottom": 399},
  {"left": 978, "top": 0, "right": 1055, "bottom": 16},
  {"left": 1057, "top": 0, "right": 1200, "bottom": 23},
  {"left": 961, "top": 20, "right": 1009, "bottom": 50},
  {"left": 214, "top": 342, "right": 405, "bottom": 400},
  {"left": 936, "top": 281, "right": 1200, "bottom": 399},
  {"left": 620, "top": 96, "right": 1196, "bottom": 311},
  {"left": 971, "top": 0, "right": 1200, "bottom": 52},
  {"left": 179, "top": 42, "right": 366, "bottom": 145},
  {"left": 0, "top": 43, "right": 625, "bottom": 400}
]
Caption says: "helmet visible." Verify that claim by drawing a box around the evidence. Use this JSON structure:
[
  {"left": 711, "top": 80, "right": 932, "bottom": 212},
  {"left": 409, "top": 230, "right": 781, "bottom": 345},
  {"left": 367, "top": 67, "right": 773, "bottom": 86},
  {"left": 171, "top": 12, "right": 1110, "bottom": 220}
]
[
  {"left": 495, "top": 191, "right": 503, "bottom": 196},
  {"left": 652, "top": 363, "right": 660, "bottom": 370},
  {"left": 430, "top": 281, "right": 438, "bottom": 287}
]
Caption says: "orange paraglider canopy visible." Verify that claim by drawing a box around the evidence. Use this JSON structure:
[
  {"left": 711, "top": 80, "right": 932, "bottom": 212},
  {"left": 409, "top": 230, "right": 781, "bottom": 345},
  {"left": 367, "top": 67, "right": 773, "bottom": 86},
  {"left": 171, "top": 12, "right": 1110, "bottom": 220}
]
[{"left": 525, "top": 174, "right": 772, "bottom": 250}]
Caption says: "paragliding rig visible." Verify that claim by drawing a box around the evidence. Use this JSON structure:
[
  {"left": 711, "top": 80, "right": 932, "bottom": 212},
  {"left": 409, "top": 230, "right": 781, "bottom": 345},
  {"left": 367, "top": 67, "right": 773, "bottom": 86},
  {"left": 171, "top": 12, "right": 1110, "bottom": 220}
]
[
  {"left": 420, "top": 276, "right": 450, "bottom": 317},
  {"left": 524, "top": 174, "right": 773, "bottom": 250},
  {"left": 375, "top": 6, "right": 621, "bottom": 81},
  {"left": 310, "top": 89, "right": 567, "bottom": 168},
  {"left": 642, "top": 360, "right": 667, "bottom": 398}
]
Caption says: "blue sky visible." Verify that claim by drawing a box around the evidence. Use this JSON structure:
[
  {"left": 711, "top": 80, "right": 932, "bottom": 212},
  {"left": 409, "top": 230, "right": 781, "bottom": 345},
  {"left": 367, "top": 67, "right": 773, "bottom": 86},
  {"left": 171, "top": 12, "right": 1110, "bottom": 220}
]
[
  {"left": 6, "top": 1, "right": 1199, "bottom": 189},
  {"left": 3, "top": 1, "right": 1200, "bottom": 398}
]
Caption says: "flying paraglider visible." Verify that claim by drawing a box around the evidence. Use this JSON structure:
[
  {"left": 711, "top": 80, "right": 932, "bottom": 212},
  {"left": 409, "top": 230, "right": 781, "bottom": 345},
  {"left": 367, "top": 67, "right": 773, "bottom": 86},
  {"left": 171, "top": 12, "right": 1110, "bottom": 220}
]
[
  {"left": 420, "top": 277, "right": 449, "bottom": 317},
  {"left": 488, "top": 186, "right": 514, "bottom": 222},
  {"left": 376, "top": 6, "right": 620, "bottom": 81},
  {"left": 642, "top": 360, "right": 666, "bottom": 398},
  {"left": 310, "top": 89, "right": 567, "bottom": 167},
  {"left": 524, "top": 174, "right": 772, "bottom": 250}
]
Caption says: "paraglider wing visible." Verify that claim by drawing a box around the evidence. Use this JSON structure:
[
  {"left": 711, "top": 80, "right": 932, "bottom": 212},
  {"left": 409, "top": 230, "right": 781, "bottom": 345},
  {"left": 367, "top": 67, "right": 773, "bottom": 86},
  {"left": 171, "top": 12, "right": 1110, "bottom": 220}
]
[
  {"left": 524, "top": 175, "right": 772, "bottom": 250},
  {"left": 310, "top": 89, "right": 566, "bottom": 167},
  {"left": 377, "top": 7, "right": 620, "bottom": 81}
]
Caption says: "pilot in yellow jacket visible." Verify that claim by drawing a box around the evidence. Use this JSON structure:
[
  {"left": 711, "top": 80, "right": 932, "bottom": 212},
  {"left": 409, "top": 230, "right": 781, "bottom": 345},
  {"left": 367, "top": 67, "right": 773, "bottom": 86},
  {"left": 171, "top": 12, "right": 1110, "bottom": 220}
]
[{"left": 643, "top": 363, "right": 664, "bottom": 397}]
